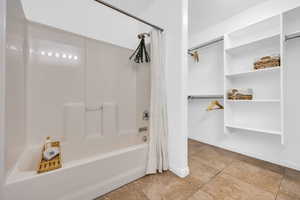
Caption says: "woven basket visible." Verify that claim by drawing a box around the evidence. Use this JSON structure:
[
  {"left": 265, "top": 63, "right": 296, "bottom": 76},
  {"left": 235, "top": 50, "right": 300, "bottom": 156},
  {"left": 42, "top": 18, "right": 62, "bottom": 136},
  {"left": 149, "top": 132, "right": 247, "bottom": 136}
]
[
  {"left": 227, "top": 89, "right": 253, "bottom": 100},
  {"left": 228, "top": 94, "right": 253, "bottom": 100},
  {"left": 254, "top": 56, "right": 280, "bottom": 70}
]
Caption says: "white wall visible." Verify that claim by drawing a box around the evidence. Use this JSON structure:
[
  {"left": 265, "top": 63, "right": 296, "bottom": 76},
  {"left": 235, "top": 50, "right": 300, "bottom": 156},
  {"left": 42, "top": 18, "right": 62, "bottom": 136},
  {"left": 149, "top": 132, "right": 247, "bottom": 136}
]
[
  {"left": 0, "top": 0, "right": 7, "bottom": 198},
  {"left": 188, "top": 41, "right": 224, "bottom": 95},
  {"left": 21, "top": 0, "right": 146, "bottom": 50},
  {"left": 190, "top": 0, "right": 300, "bottom": 48},
  {"left": 140, "top": 0, "right": 189, "bottom": 177},
  {"left": 188, "top": 0, "right": 300, "bottom": 171}
]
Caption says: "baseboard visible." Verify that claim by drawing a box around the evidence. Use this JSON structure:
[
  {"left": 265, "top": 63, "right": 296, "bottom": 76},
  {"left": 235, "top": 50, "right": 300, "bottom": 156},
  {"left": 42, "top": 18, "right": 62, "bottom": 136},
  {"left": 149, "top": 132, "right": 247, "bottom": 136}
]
[
  {"left": 170, "top": 166, "right": 190, "bottom": 178},
  {"left": 61, "top": 167, "right": 146, "bottom": 200},
  {"left": 281, "top": 160, "right": 300, "bottom": 171}
]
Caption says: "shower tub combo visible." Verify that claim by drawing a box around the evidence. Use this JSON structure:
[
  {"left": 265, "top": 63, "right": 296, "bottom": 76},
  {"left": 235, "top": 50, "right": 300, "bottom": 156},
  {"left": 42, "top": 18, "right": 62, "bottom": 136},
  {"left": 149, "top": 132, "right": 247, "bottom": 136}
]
[
  {"left": 4, "top": 1, "right": 151, "bottom": 199},
  {"left": 5, "top": 134, "right": 148, "bottom": 200}
]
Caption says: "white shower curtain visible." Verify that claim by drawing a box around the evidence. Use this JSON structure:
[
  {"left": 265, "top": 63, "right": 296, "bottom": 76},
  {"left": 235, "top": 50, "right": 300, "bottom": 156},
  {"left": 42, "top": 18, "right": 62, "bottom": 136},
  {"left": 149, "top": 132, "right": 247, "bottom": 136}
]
[{"left": 146, "top": 29, "right": 169, "bottom": 174}]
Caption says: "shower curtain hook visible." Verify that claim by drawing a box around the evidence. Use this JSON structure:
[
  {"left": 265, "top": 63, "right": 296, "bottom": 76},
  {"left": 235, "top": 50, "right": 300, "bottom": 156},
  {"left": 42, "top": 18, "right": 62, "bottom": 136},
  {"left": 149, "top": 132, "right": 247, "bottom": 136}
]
[{"left": 138, "top": 32, "right": 150, "bottom": 39}]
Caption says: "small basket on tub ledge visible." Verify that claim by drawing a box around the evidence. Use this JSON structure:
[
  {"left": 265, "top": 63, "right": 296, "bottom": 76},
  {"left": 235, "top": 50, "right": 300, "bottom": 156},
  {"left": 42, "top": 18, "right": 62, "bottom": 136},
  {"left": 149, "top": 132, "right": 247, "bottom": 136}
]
[{"left": 37, "top": 137, "right": 62, "bottom": 174}]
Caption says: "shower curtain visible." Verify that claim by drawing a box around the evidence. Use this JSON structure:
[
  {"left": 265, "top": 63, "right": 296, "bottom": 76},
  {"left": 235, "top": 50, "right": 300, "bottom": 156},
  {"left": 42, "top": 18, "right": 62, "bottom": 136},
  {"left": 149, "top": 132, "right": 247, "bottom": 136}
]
[{"left": 146, "top": 29, "right": 169, "bottom": 174}]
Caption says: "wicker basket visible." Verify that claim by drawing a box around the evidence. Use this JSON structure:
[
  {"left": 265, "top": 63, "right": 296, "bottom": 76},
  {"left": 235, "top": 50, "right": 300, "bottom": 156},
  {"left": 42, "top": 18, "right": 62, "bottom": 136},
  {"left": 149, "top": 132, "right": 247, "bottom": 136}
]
[
  {"left": 227, "top": 89, "right": 253, "bottom": 100},
  {"left": 228, "top": 94, "right": 253, "bottom": 100},
  {"left": 254, "top": 56, "right": 280, "bottom": 70},
  {"left": 37, "top": 141, "right": 62, "bottom": 174}
]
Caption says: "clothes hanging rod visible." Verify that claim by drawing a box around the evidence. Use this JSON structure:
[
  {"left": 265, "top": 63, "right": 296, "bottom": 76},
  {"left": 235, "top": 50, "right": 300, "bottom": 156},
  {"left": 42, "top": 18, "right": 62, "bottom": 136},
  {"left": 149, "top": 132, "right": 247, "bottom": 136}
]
[
  {"left": 188, "top": 95, "right": 224, "bottom": 100},
  {"left": 188, "top": 37, "right": 224, "bottom": 52},
  {"left": 93, "top": 0, "right": 164, "bottom": 32},
  {"left": 285, "top": 32, "right": 300, "bottom": 41}
]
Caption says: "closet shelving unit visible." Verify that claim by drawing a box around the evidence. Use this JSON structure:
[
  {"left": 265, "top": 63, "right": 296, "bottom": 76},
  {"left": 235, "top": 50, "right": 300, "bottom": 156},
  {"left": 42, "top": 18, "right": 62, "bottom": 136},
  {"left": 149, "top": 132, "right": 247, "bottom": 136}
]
[{"left": 224, "top": 15, "right": 284, "bottom": 144}]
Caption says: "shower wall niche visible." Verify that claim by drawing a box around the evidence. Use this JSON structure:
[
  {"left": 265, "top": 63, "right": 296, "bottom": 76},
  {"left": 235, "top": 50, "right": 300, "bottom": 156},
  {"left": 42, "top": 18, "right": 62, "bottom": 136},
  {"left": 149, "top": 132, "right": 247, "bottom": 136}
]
[{"left": 26, "top": 22, "right": 150, "bottom": 146}]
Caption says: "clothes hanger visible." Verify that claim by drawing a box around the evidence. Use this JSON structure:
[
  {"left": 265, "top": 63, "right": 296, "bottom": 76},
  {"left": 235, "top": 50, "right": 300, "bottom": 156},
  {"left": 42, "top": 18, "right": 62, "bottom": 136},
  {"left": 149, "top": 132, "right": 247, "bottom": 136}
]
[
  {"left": 188, "top": 51, "right": 199, "bottom": 62},
  {"left": 206, "top": 100, "right": 224, "bottom": 111}
]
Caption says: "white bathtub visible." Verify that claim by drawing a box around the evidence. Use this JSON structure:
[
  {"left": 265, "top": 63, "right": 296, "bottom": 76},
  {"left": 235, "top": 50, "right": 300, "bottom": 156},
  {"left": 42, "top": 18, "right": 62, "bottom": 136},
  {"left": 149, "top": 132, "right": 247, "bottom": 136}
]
[{"left": 4, "top": 134, "right": 148, "bottom": 200}]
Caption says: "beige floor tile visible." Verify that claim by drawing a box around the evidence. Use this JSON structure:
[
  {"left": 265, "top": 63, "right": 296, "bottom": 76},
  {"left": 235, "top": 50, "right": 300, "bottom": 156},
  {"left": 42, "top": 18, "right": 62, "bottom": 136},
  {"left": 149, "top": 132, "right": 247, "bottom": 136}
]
[
  {"left": 277, "top": 192, "right": 300, "bottom": 200},
  {"left": 95, "top": 196, "right": 110, "bottom": 200},
  {"left": 223, "top": 161, "right": 282, "bottom": 194},
  {"left": 162, "top": 181, "right": 199, "bottom": 200},
  {"left": 202, "top": 173, "right": 275, "bottom": 200},
  {"left": 188, "top": 139, "right": 206, "bottom": 147},
  {"left": 285, "top": 168, "right": 300, "bottom": 181},
  {"left": 188, "top": 140, "right": 207, "bottom": 156},
  {"left": 191, "top": 146, "right": 235, "bottom": 171},
  {"left": 213, "top": 147, "right": 242, "bottom": 160},
  {"left": 102, "top": 184, "right": 149, "bottom": 200},
  {"left": 185, "top": 156, "right": 220, "bottom": 187},
  {"left": 133, "top": 171, "right": 198, "bottom": 200},
  {"left": 237, "top": 155, "right": 284, "bottom": 174},
  {"left": 280, "top": 176, "right": 300, "bottom": 199},
  {"left": 187, "top": 190, "right": 218, "bottom": 200},
  {"left": 95, "top": 141, "right": 294, "bottom": 200}
]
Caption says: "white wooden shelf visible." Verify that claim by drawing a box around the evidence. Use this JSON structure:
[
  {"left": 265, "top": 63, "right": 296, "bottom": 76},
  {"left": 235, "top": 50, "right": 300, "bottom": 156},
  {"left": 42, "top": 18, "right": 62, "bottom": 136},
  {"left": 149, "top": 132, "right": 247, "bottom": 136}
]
[
  {"left": 226, "top": 99, "right": 280, "bottom": 103},
  {"left": 225, "top": 124, "right": 282, "bottom": 136},
  {"left": 225, "top": 34, "right": 280, "bottom": 53},
  {"left": 225, "top": 66, "right": 281, "bottom": 78},
  {"left": 224, "top": 15, "right": 283, "bottom": 144}
]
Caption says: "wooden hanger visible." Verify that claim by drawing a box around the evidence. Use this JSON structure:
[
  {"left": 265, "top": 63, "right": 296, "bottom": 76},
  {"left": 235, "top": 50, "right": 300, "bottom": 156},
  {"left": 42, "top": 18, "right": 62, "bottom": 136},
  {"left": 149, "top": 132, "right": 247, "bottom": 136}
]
[
  {"left": 188, "top": 51, "right": 199, "bottom": 62},
  {"left": 206, "top": 100, "right": 224, "bottom": 111}
]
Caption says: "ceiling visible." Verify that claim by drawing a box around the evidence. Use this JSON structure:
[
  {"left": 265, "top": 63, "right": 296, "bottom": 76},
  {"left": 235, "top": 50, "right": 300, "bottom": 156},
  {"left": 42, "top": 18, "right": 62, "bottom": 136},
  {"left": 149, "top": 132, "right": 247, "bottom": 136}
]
[
  {"left": 99, "top": 0, "right": 269, "bottom": 35},
  {"left": 189, "top": 0, "right": 269, "bottom": 35},
  {"left": 99, "top": 0, "right": 155, "bottom": 16}
]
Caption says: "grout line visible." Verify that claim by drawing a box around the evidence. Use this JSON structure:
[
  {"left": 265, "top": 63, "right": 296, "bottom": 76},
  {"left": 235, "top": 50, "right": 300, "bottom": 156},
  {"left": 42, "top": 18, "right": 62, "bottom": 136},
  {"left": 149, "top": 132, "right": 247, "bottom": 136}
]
[
  {"left": 198, "top": 160, "right": 230, "bottom": 190},
  {"left": 274, "top": 175, "right": 284, "bottom": 200}
]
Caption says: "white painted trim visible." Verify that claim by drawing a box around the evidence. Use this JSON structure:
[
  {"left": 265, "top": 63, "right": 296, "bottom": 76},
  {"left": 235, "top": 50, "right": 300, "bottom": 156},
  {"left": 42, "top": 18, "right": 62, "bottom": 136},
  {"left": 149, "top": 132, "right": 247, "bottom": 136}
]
[
  {"left": 170, "top": 166, "right": 190, "bottom": 178},
  {"left": 0, "top": 0, "right": 6, "bottom": 199}
]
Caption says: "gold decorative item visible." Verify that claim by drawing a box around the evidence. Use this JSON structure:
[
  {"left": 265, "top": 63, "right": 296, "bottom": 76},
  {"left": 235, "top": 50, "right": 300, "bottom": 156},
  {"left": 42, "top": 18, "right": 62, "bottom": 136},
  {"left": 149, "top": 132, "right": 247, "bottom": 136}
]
[
  {"left": 207, "top": 100, "right": 224, "bottom": 111},
  {"left": 188, "top": 51, "right": 199, "bottom": 62},
  {"left": 37, "top": 141, "right": 62, "bottom": 173}
]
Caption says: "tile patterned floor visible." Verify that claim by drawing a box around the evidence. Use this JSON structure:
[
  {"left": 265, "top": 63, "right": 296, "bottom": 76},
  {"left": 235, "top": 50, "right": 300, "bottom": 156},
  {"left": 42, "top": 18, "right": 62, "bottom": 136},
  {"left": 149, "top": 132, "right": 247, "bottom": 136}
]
[{"left": 96, "top": 139, "right": 300, "bottom": 200}]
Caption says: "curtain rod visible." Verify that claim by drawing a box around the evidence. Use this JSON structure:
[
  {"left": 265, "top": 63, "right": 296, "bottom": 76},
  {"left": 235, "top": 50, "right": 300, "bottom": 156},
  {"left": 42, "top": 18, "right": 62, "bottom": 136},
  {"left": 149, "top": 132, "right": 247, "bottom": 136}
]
[
  {"left": 188, "top": 95, "right": 224, "bottom": 100},
  {"left": 285, "top": 32, "right": 300, "bottom": 41},
  {"left": 189, "top": 37, "right": 224, "bottom": 52},
  {"left": 93, "top": 0, "right": 164, "bottom": 32}
]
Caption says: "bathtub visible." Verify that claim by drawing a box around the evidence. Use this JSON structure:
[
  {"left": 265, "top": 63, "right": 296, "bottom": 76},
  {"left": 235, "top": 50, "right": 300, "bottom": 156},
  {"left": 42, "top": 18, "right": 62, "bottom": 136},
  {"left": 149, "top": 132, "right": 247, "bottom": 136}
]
[{"left": 4, "top": 134, "right": 148, "bottom": 200}]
